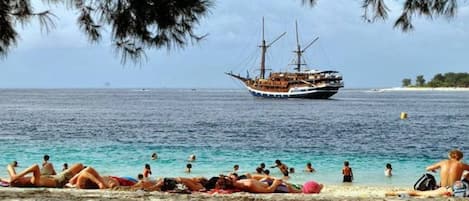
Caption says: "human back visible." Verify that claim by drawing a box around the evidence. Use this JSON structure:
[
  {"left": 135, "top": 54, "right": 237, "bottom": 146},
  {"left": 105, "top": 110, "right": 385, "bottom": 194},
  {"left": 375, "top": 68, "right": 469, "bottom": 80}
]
[{"left": 426, "top": 149, "right": 469, "bottom": 187}]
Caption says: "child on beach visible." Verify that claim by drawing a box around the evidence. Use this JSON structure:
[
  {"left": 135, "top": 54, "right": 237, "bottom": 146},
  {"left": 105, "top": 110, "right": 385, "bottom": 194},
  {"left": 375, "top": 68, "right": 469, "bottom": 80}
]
[
  {"left": 384, "top": 163, "right": 392, "bottom": 177},
  {"left": 62, "top": 163, "right": 68, "bottom": 171},
  {"left": 305, "top": 162, "right": 315, "bottom": 173},
  {"left": 186, "top": 163, "right": 192, "bottom": 173},
  {"left": 143, "top": 164, "right": 152, "bottom": 179},
  {"left": 289, "top": 167, "right": 295, "bottom": 174},
  {"left": 342, "top": 161, "right": 353, "bottom": 182}
]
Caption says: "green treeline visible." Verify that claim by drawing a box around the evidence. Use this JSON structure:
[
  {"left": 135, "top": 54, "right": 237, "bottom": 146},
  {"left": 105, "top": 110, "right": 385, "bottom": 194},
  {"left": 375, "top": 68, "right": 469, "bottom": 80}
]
[{"left": 402, "top": 72, "right": 469, "bottom": 88}]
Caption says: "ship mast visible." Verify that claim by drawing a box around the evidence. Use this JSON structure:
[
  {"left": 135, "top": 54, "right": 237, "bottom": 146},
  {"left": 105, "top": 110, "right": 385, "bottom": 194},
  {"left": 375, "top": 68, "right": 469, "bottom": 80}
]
[
  {"left": 293, "top": 21, "right": 319, "bottom": 72},
  {"left": 259, "top": 17, "right": 286, "bottom": 79}
]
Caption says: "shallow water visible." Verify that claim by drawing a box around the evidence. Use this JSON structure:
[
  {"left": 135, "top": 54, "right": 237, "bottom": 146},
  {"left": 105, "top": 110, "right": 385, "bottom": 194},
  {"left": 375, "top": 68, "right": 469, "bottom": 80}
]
[{"left": 0, "top": 88, "right": 468, "bottom": 187}]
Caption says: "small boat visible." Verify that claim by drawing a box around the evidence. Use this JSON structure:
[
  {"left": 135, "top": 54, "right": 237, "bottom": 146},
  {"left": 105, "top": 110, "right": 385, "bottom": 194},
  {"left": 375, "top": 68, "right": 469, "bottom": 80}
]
[{"left": 226, "top": 19, "right": 344, "bottom": 99}]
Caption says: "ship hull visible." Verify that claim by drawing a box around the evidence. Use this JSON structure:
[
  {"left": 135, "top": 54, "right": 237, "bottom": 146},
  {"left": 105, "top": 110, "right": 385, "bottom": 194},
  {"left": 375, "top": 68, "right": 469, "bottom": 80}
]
[{"left": 246, "top": 85, "right": 340, "bottom": 99}]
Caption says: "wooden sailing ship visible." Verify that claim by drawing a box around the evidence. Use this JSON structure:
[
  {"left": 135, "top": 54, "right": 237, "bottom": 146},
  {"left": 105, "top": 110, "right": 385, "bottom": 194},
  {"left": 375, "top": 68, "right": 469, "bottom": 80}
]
[{"left": 226, "top": 19, "right": 343, "bottom": 99}]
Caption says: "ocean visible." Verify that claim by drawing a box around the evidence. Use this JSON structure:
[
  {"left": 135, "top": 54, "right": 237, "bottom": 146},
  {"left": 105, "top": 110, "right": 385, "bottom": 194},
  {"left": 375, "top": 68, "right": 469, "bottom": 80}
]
[{"left": 0, "top": 88, "right": 468, "bottom": 187}]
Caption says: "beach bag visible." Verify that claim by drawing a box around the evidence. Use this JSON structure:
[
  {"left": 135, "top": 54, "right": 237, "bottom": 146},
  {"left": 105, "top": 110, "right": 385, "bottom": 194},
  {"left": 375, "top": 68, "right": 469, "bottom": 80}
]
[
  {"left": 452, "top": 181, "right": 469, "bottom": 197},
  {"left": 161, "top": 178, "right": 178, "bottom": 191},
  {"left": 413, "top": 173, "right": 437, "bottom": 191}
]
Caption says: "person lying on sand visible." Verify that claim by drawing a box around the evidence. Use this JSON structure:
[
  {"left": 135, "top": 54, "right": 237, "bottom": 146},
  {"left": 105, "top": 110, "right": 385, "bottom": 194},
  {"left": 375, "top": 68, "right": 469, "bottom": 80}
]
[
  {"left": 215, "top": 174, "right": 293, "bottom": 193},
  {"left": 134, "top": 176, "right": 208, "bottom": 192},
  {"left": 7, "top": 161, "right": 83, "bottom": 187},
  {"left": 68, "top": 166, "right": 207, "bottom": 192},
  {"left": 385, "top": 187, "right": 454, "bottom": 197},
  {"left": 68, "top": 166, "right": 122, "bottom": 189}
]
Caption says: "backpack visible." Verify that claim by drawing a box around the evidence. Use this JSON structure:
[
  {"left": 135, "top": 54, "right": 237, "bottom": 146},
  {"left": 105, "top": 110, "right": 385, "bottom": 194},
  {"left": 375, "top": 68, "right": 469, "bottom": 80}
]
[
  {"left": 452, "top": 181, "right": 469, "bottom": 197},
  {"left": 413, "top": 173, "right": 437, "bottom": 191}
]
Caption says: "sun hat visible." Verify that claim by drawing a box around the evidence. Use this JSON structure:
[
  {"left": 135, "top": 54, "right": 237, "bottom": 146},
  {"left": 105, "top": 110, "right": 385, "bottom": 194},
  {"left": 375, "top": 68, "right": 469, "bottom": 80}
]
[{"left": 302, "top": 180, "right": 323, "bottom": 194}]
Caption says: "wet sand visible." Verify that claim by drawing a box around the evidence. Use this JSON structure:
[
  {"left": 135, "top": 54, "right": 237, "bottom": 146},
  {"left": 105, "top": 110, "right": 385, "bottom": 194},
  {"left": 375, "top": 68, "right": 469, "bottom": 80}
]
[{"left": 0, "top": 185, "right": 459, "bottom": 201}]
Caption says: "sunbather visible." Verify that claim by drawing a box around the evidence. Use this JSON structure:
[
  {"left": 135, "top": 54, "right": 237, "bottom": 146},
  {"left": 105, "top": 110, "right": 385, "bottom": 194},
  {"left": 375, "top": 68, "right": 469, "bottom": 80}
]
[
  {"left": 68, "top": 166, "right": 120, "bottom": 189},
  {"left": 7, "top": 162, "right": 83, "bottom": 187},
  {"left": 215, "top": 175, "right": 285, "bottom": 193}
]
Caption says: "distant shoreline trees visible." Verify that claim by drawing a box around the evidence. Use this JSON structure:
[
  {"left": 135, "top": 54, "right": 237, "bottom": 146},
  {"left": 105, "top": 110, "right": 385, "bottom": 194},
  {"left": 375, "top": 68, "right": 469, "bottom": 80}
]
[{"left": 402, "top": 73, "right": 469, "bottom": 88}]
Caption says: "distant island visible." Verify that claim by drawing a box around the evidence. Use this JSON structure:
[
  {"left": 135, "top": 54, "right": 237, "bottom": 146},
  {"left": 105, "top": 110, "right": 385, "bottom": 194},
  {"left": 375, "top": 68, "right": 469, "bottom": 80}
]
[{"left": 402, "top": 72, "right": 469, "bottom": 88}]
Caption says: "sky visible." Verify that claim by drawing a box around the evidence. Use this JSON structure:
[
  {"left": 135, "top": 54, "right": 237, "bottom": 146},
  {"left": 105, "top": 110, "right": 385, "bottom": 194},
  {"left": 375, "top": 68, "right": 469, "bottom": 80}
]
[{"left": 0, "top": 0, "right": 468, "bottom": 88}]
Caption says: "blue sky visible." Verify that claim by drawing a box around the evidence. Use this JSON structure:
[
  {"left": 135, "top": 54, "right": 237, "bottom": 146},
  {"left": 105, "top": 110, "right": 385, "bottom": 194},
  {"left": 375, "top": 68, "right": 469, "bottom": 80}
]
[{"left": 0, "top": 0, "right": 468, "bottom": 88}]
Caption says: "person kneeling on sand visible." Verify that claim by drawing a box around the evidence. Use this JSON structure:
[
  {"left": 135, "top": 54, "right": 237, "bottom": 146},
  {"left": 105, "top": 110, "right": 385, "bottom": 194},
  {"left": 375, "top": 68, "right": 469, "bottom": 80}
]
[{"left": 7, "top": 161, "right": 84, "bottom": 187}]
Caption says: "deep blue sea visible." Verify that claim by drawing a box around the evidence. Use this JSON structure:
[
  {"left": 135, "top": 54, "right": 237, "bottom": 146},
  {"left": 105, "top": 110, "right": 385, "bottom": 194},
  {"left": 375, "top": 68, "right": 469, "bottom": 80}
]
[{"left": 0, "top": 88, "right": 468, "bottom": 187}]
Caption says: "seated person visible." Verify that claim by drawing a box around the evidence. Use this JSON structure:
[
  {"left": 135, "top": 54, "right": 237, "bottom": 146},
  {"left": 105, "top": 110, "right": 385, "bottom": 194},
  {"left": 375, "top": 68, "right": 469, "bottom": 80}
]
[{"left": 426, "top": 149, "right": 469, "bottom": 187}]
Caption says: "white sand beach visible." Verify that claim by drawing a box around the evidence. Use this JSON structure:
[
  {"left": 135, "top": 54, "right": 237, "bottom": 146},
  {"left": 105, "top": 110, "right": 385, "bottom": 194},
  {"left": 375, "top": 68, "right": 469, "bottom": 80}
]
[
  {"left": 0, "top": 185, "right": 456, "bottom": 201},
  {"left": 378, "top": 87, "right": 469, "bottom": 92}
]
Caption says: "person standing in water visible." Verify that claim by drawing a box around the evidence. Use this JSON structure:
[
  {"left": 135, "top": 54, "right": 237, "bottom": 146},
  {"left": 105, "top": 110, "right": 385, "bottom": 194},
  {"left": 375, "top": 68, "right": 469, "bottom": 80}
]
[
  {"left": 41, "top": 155, "right": 56, "bottom": 176},
  {"left": 186, "top": 163, "right": 192, "bottom": 173},
  {"left": 233, "top": 164, "right": 239, "bottom": 173},
  {"left": 143, "top": 164, "right": 152, "bottom": 179},
  {"left": 62, "top": 163, "right": 68, "bottom": 171},
  {"left": 342, "top": 161, "right": 353, "bottom": 182},
  {"left": 305, "top": 162, "right": 315, "bottom": 173},
  {"left": 188, "top": 154, "right": 196, "bottom": 162},
  {"left": 271, "top": 160, "right": 289, "bottom": 177},
  {"left": 151, "top": 153, "right": 158, "bottom": 160},
  {"left": 384, "top": 163, "right": 392, "bottom": 177}
]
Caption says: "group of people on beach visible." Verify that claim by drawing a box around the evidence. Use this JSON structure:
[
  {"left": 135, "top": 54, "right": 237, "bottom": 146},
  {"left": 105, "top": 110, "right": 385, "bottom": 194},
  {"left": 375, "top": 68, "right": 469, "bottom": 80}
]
[
  {"left": 1, "top": 155, "right": 323, "bottom": 194},
  {"left": 3, "top": 149, "right": 469, "bottom": 198}
]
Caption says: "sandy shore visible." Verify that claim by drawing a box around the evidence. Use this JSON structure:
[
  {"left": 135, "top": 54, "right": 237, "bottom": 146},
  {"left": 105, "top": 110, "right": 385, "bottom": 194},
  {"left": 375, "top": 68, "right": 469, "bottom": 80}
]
[
  {"left": 0, "top": 185, "right": 460, "bottom": 201},
  {"left": 378, "top": 87, "right": 469, "bottom": 92}
]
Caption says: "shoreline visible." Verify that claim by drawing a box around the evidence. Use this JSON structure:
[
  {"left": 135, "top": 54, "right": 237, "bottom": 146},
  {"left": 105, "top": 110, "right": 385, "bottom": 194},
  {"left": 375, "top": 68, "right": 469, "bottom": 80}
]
[
  {"left": 0, "top": 185, "right": 452, "bottom": 201},
  {"left": 377, "top": 87, "right": 469, "bottom": 92}
]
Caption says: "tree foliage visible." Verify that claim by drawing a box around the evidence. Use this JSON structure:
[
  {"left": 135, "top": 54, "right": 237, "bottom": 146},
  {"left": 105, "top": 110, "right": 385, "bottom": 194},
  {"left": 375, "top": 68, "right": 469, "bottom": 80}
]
[
  {"left": 404, "top": 73, "right": 469, "bottom": 88},
  {"left": 402, "top": 78, "right": 412, "bottom": 87},
  {"left": 426, "top": 72, "right": 469, "bottom": 87},
  {"left": 303, "top": 0, "right": 460, "bottom": 32},
  {"left": 0, "top": 0, "right": 464, "bottom": 64},
  {"left": 415, "top": 75, "right": 426, "bottom": 86},
  {"left": 0, "top": 0, "right": 212, "bottom": 63}
]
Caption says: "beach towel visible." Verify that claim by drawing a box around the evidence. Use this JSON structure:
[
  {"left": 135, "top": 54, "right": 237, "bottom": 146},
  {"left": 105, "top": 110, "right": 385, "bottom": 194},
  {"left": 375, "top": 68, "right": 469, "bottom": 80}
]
[{"left": 109, "top": 176, "right": 137, "bottom": 186}]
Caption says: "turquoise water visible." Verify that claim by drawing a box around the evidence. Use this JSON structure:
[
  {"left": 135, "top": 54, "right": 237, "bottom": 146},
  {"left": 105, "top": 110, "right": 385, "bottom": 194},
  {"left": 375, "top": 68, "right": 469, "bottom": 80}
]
[{"left": 0, "top": 89, "right": 468, "bottom": 187}]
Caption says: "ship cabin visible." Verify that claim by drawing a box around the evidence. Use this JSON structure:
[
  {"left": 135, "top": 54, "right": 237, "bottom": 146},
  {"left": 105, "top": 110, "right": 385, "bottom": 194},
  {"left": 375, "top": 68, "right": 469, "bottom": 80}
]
[{"left": 246, "top": 70, "right": 343, "bottom": 92}]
